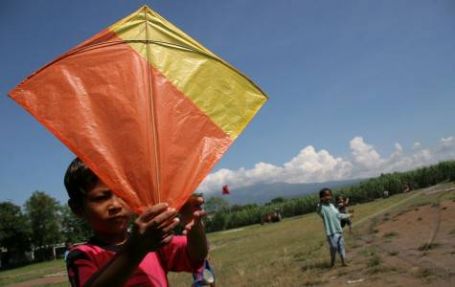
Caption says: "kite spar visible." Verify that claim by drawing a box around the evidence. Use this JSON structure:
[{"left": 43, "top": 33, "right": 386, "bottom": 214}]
[{"left": 9, "top": 5, "right": 267, "bottom": 213}]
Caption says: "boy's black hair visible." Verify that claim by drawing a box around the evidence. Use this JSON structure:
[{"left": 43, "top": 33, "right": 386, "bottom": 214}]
[
  {"left": 64, "top": 158, "right": 99, "bottom": 206},
  {"left": 319, "top": 187, "right": 332, "bottom": 198}
]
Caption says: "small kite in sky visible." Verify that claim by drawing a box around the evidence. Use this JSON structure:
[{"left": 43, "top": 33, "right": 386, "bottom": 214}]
[
  {"left": 222, "top": 185, "right": 231, "bottom": 195},
  {"left": 9, "top": 5, "right": 267, "bottom": 213}
]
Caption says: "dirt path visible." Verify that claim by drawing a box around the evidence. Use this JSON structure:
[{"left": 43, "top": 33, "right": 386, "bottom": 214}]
[
  {"left": 320, "top": 186, "right": 455, "bottom": 287},
  {"left": 352, "top": 191, "right": 421, "bottom": 227},
  {"left": 4, "top": 271, "right": 67, "bottom": 287}
]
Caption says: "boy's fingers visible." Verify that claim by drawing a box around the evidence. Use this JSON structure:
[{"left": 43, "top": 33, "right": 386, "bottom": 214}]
[
  {"left": 161, "top": 217, "right": 180, "bottom": 233},
  {"left": 143, "top": 208, "right": 177, "bottom": 230},
  {"left": 183, "top": 222, "right": 193, "bottom": 234},
  {"left": 194, "top": 197, "right": 204, "bottom": 209},
  {"left": 194, "top": 210, "right": 207, "bottom": 218},
  {"left": 160, "top": 234, "right": 174, "bottom": 245},
  {"left": 185, "top": 195, "right": 204, "bottom": 208},
  {"left": 140, "top": 203, "right": 169, "bottom": 222},
  {"left": 194, "top": 196, "right": 204, "bottom": 205}
]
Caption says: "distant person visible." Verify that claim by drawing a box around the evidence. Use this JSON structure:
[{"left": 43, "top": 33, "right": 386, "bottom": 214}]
[
  {"left": 63, "top": 240, "right": 73, "bottom": 262},
  {"left": 272, "top": 208, "right": 282, "bottom": 222},
  {"left": 63, "top": 158, "right": 208, "bottom": 287},
  {"left": 383, "top": 190, "right": 389, "bottom": 198},
  {"left": 403, "top": 184, "right": 411, "bottom": 193},
  {"left": 336, "top": 196, "right": 352, "bottom": 233},
  {"left": 317, "top": 188, "right": 351, "bottom": 267}
]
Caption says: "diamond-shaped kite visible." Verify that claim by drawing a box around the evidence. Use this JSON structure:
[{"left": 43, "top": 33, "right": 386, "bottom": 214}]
[{"left": 9, "top": 5, "right": 267, "bottom": 213}]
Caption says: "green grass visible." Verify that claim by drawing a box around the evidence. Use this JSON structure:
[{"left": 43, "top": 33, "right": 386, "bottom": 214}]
[{"left": 0, "top": 260, "right": 66, "bottom": 286}]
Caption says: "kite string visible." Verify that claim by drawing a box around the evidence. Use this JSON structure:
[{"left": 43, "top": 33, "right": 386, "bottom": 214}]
[{"left": 143, "top": 9, "right": 161, "bottom": 205}]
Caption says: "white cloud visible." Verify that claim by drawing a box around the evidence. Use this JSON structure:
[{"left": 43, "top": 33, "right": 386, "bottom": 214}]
[
  {"left": 349, "top": 136, "right": 383, "bottom": 169},
  {"left": 441, "top": 136, "right": 454, "bottom": 146},
  {"left": 283, "top": 146, "right": 352, "bottom": 183},
  {"left": 197, "top": 135, "right": 455, "bottom": 195},
  {"left": 412, "top": 142, "right": 421, "bottom": 150}
]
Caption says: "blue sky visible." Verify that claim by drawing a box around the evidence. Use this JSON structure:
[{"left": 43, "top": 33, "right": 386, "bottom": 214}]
[{"left": 1, "top": 0, "right": 454, "bottom": 205}]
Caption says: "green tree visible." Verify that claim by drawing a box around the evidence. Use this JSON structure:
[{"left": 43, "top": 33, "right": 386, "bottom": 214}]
[
  {"left": 60, "top": 204, "right": 92, "bottom": 243},
  {"left": 206, "top": 211, "right": 229, "bottom": 231},
  {"left": 24, "top": 191, "right": 62, "bottom": 261},
  {"left": 205, "top": 196, "right": 230, "bottom": 213},
  {"left": 269, "top": 197, "right": 286, "bottom": 205},
  {"left": 0, "top": 202, "right": 31, "bottom": 266}
]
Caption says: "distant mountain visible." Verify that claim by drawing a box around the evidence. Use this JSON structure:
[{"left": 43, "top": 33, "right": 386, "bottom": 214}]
[{"left": 206, "top": 179, "right": 364, "bottom": 205}]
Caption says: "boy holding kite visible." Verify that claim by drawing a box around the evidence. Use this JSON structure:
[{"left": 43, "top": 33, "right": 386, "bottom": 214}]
[
  {"left": 64, "top": 158, "right": 208, "bottom": 287},
  {"left": 9, "top": 5, "right": 265, "bottom": 286}
]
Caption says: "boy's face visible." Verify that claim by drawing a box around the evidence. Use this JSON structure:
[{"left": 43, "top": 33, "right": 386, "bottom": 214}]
[
  {"left": 321, "top": 191, "right": 333, "bottom": 203},
  {"left": 79, "top": 181, "right": 133, "bottom": 237}
]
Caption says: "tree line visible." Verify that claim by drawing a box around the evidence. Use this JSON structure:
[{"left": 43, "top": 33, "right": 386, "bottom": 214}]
[
  {"left": 0, "top": 192, "right": 92, "bottom": 266},
  {"left": 1, "top": 160, "right": 454, "bottom": 267}
]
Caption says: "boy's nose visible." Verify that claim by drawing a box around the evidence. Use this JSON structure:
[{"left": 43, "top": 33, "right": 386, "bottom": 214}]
[{"left": 108, "top": 194, "right": 125, "bottom": 211}]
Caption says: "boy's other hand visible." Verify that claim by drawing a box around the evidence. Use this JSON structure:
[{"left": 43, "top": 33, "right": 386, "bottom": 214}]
[
  {"left": 179, "top": 194, "right": 207, "bottom": 235},
  {"left": 129, "top": 203, "right": 179, "bottom": 255}
]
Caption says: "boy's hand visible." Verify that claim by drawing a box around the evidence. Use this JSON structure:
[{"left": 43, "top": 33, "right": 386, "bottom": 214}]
[
  {"left": 129, "top": 203, "right": 179, "bottom": 256},
  {"left": 179, "top": 194, "right": 207, "bottom": 235}
]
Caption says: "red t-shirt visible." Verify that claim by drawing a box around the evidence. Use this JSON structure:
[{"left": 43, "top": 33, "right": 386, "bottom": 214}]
[{"left": 66, "top": 235, "right": 202, "bottom": 287}]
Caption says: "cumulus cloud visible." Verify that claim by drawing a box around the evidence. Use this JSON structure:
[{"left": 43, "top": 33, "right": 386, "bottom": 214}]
[
  {"left": 197, "top": 135, "right": 455, "bottom": 194},
  {"left": 349, "top": 136, "right": 383, "bottom": 169},
  {"left": 283, "top": 146, "right": 352, "bottom": 183},
  {"left": 412, "top": 142, "right": 421, "bottom": 150}
]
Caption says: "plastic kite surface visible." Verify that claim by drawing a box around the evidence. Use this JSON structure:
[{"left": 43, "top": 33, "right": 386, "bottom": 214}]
[{"left": 9, "top": 5, "right": 267, "bottom": 213}]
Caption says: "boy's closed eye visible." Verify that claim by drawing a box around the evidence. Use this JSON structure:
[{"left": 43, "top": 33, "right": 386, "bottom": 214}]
[{"left": 89, "top": 191, "right": 113, "bottom": 202}]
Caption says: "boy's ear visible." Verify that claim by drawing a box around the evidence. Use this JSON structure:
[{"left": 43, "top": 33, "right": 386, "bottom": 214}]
[{"left": 68, "top": 199, "right": 84, "bottom": 218}]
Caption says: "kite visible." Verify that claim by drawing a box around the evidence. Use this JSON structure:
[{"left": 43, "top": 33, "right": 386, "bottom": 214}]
[
  {"left": 222, "top": 185, "right": 230, "bottom": 195},
  {"left": 9, "top": 5, "right": 267, "bottom": 213}
]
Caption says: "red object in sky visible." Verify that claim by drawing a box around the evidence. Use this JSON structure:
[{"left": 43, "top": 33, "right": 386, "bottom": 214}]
[{"left": 222, "top": 185, "right": 230, "bottom": 195}]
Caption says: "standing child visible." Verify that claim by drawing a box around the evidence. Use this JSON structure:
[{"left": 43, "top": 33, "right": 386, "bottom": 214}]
[
  {"left": 64, "top": 158, "right": 207, "bottom": 287},
  {"left": 337, "top": 196, "right": 352, "bottom": 233},
  {"left": 317, "top": 188, "right": 351, "bottom": 267}
]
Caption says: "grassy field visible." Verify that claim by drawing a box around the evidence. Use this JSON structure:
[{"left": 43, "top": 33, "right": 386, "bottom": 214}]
[
  {"left": 1, "top": 183, "right": 454, "bottom": 287},
  {"left": 0, "top": 259, "right": 66, "bottom": 286}
]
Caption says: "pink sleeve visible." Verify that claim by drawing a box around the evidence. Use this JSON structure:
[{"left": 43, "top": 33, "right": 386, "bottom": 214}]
[{"left": 158, "top": 235, "right": 204, "bottom": 272}]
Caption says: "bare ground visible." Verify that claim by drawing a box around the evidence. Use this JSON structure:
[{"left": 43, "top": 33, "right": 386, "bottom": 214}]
[{"left": 312, "top": 187, "right": 455, "bottom": 287}]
